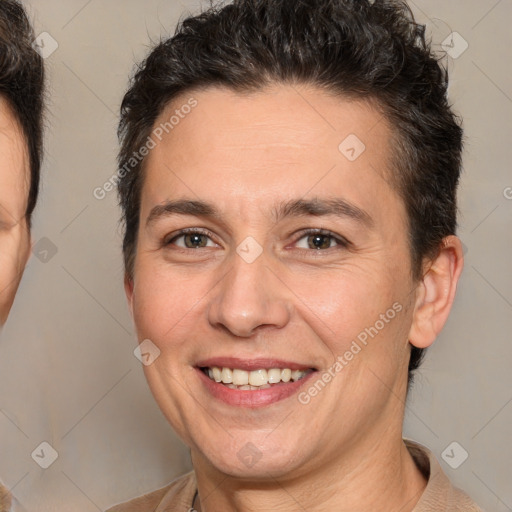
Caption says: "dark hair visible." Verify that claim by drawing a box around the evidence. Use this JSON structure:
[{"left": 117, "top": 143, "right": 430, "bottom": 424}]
[
  {"left": 0, "top": 0, "right": 44, "bottom": 222},
  {"left": 118, "top": 0, "right": 463, "bottom": 384}
]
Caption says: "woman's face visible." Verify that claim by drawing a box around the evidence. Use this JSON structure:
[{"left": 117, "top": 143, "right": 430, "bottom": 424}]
[
  {"left": 0, "top": 97, "right": 30, "bottom": 326},
  {"left": 127, "top": 85, "right": 419, "bottom": 479}
]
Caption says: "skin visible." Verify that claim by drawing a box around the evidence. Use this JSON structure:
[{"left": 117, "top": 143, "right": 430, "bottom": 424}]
[
  {"left": 0, "top": 96, "right": 31, "bottom": 327},
  {"left": 125, "top": 84, "right": 464, "bottom": 511}
]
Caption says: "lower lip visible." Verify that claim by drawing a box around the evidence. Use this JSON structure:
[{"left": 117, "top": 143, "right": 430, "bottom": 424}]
[{"left": 196, "top": 368, "right": 316, "bottom": 408}]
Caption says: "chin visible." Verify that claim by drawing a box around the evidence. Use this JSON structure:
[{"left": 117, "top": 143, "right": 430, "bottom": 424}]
[{"left": 196, "top": 437, "right": 307, "bottom": 480}]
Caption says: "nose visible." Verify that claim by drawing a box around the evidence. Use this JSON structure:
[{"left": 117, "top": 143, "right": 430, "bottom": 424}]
[{"left": 207, "top": 250, "right": 292, "bottom": 338}]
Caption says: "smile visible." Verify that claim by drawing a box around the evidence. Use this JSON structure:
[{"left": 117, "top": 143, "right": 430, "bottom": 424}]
[
  {"left": 195, "top": 358, "right": 318, "bottom": 407},
  {"left": 201, "top": 366, "right": 313, "bottom": 390}
]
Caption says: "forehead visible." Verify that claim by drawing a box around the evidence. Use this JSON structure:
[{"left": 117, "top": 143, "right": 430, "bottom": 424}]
[{"left": 141, "top": 84, "right": 397, "bottom": 219}]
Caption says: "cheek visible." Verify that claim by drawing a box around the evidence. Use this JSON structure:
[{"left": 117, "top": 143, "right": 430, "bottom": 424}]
[
  {"left": 291, "top": 265, "right": 398, "bottom": 341},
  {"left": 288, "top": 263, "right": 412, "bottom": 396},
  {"left": 131, "top": 261, "right": 213, "bottom": 342},
  {"left": 0, "top": 229, "right": 29, "bottom": 323}
]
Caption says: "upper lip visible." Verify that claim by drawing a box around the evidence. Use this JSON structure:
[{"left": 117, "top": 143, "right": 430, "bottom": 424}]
[{"left": 196, "top": 357, "right": 316, "bottom": 372}]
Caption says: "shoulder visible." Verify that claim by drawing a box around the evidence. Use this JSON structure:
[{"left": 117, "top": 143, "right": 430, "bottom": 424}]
[
  {"left": 0, "top": 483, "right": 11, "bottom": 512},
  {"left": 405, "top": 440, "right": 484, "bottom": 512},
  {"left": 105, "top": 471, "right": 196, "bottom": 512}
]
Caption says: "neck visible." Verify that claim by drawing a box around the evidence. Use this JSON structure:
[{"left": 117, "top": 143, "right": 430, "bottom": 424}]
[{"left": 191, "top": 434, "right": 427, "bottom": 512}]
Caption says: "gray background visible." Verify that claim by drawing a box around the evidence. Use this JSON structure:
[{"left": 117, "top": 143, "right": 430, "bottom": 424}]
[{"left": 0, "top": 1, "right": 510, "bottom": 510}]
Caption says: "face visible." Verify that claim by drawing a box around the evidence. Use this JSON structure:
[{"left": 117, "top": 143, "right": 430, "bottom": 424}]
[
  {"left": 127, "top": 85, "right": 422, "bottom": 479},
  {"left": 0, "top": 96, "right": 31, "bottom": 326}
]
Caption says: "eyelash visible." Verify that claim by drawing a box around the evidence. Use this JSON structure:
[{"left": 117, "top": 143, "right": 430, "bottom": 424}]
[{"left": 164, "top": 228, "right": 350, "bottom": 253}]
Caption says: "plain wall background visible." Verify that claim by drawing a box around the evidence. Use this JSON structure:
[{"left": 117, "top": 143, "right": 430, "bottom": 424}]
[{"left": 0, "top": 1, "right": 510, "bottom": 510}]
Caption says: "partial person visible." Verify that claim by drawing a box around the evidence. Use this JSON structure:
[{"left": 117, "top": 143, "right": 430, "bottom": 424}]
[
  {"left": 0, "top": 0, "right": 44, "bottom": 326},
  {"left": 0, "top": 0, "right": 45, "bottom": 510},
  {"left": 108, "top": 1, "right": 482, "bottom": 510}
]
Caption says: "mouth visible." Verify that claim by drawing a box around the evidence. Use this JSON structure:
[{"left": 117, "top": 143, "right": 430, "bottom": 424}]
[{"left": 195, "top": 358, "right": 317, "bottom": 407}]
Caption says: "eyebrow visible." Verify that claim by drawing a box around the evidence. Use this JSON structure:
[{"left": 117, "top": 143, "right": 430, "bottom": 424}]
[
  {"left": 273, "top": 198, "right": 373, "bottom": 227},
  {"left": 146, "top": 197, "right": 373, "bottom": 228},
  {"left": 146, "top": 199, "right": 219, "bottom": 226}
]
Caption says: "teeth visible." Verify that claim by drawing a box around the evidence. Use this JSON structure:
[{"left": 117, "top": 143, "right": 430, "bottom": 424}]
[
  {"left": 205, "top": 366, "right": 311, "bottom": 388},
  {"left": 249, "top": 369, "right": 268, "bottom": 386},
  {"left": 267, "top": 368, "right": 281, "bottom": 383},
  {"left": 291, "top": 370, "right": 303, "bottom": 382},
  {"left": 221, "top": 367, "right": 233, "bottom": 384},
  {"left": 212, "top": 367, "right": 222, "bottom": 382},
  {"left": 232, "top": 369, "right": 249, "bottom": 386},
  {"left": 281, "top": 368, "right": 292, "bottom": 383}
]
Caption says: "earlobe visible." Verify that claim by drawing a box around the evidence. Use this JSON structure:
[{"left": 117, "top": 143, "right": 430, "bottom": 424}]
[{"left": 409, "top": 235, "right": 464, "bottom": 349}]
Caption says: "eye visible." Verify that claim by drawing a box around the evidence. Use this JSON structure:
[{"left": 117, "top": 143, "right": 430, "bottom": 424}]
[
  {"left": 166, "top": 229, "right": 218, "bottom": 249},
  {"left": 294, "top": 230, "right": 348, "bottom": 251}
]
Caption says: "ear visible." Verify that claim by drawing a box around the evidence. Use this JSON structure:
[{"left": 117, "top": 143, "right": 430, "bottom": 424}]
[
  {"left": 124, "top": 273, "right": 135, "bottom": 317},
  {"left": 408, "top": 235, "right": 464, "bottom": 349}
]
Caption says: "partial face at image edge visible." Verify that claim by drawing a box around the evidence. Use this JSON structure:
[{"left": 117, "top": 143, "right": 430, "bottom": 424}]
[{"left": 0, "top": 96, "right": 31, "bottom": 326}]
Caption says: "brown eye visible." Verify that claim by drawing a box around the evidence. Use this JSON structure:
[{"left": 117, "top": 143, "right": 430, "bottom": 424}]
[
  {"left": 166, "top": 230, "right": 216, "bottom": 249},
  {"left": 294, "top": 230, "right": 349, "bottom": 251},
  {"left": 307, "top": 234, "right": 333, "bottom": 250},
  {"left": 183, "top": 233, "right": 209, "bottom": 248}
]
